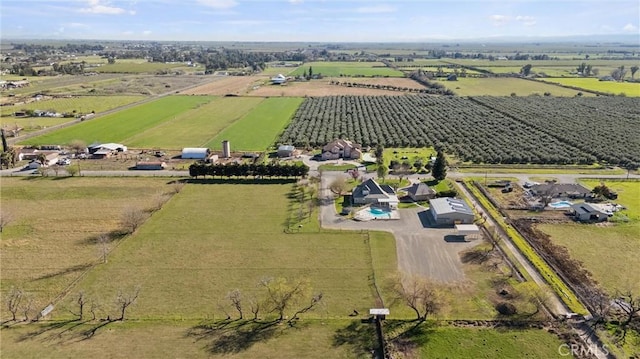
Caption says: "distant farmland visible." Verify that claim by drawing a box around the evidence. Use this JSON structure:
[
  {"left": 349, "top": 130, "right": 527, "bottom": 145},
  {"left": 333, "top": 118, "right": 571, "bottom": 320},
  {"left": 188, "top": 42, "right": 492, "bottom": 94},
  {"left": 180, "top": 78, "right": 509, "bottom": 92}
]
[
  {"left": 291, "top": 61, "right": 404, "bottom": 78},
  {"left": 21, "top": 95, "right": 214, "bottom": 146}
]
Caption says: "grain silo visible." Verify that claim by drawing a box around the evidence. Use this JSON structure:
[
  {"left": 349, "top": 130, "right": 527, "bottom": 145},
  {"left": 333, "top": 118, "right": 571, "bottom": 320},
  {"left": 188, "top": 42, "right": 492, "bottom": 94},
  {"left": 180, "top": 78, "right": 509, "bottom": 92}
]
[{"left": 222, "top": 140, "right": 231, "bottom": 158}]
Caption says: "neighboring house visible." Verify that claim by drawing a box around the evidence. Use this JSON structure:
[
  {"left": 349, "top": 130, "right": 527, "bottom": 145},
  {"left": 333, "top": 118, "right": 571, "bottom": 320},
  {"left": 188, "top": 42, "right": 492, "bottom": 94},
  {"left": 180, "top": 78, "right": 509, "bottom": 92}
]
[
  {"left": 277, "top": 145, "right": 295, "bottom": 158},
  {"left": 429, "top": 197, "right": 475, "bottom": 226},
  {"left": 406, "top": 182, "right": 436, "bottom": 201},
  {"left": 570, "top": 203, "right": 609, "bottom": 222},
  {"left": 135, "top": 161, "right": 166, "bottom": 170},
  {"left": 271, "top": 74, "right": 287, "bottom": 84},
  {"left": 530, "top": 183, "right": 591, "bottom": 199},
  {"left": 18, "top": 147, "right": 40, "bottom": 161},
  {"left": 27, "top": 152, "right": 59, "bottom": 169},
  {"left": 321, "top": 139, "right": 362, "bottom": 160},
  {"left": 181, "top": 147, "right": 210, "bottom": 160},
  {"left": 88, "top": 143, "right": 127, "bottom": 159},
  {"left": 352, "top": 178, "right": 399, "bottom": 209}
]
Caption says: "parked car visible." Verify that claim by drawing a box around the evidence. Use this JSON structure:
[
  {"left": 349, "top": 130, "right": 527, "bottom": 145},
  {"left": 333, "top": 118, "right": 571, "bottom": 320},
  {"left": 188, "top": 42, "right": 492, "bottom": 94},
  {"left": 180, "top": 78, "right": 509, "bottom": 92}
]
[{"left": 58, "top": 158, "right": 71, "bottom": 166}]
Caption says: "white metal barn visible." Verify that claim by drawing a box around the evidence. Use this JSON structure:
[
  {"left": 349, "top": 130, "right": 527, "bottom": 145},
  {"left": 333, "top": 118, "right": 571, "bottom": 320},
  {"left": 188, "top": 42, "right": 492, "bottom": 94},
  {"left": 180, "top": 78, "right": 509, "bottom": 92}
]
[{"left": 181, "top": 147, "right": 210, "bottom": 159}]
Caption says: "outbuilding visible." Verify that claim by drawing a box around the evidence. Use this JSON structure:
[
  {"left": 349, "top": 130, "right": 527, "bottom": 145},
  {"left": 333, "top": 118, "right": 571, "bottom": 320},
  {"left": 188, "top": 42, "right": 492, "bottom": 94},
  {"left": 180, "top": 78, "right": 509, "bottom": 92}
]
[
  {"left": 570, "top": 203, "right": 609, "bottom": 222},
  {"left": 277, "top": 145, "right": 295, "bottom": 158},
  {"left": 135, "top": 161, "right": 166, "bottom": 170},
  {"left": 181, "top": 147, "right": 210, "bottom": 160},
  {"left": 406, "top": 182, "right": 436, "bottom": 201},
  {"left": 429, "top": 197, "right": 475, "bottom": 226}
]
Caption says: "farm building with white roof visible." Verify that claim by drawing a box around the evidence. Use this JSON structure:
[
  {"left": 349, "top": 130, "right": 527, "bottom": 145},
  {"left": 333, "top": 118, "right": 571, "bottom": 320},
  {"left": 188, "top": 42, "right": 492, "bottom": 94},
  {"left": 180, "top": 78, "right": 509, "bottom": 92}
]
[{"left": 428, "top": 197, "right": 475, "bottom": 226}]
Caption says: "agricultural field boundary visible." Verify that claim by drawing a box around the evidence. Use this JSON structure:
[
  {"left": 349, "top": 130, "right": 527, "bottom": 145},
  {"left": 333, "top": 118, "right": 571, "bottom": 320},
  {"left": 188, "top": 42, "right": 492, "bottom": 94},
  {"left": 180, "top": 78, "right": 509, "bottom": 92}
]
[{"left": 463, "top": 180, "right": 587, "bottom": 315}]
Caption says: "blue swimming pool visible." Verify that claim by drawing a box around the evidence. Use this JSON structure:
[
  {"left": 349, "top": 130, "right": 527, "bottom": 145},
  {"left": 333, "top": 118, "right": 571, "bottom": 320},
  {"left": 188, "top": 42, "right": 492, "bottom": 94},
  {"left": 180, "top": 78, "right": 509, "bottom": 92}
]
[
  {"left": 549, "top": 201, "right": 573, "bottom": 208},
  {"left": 369, "top": 207, "right": 392, "bottom": 218}
]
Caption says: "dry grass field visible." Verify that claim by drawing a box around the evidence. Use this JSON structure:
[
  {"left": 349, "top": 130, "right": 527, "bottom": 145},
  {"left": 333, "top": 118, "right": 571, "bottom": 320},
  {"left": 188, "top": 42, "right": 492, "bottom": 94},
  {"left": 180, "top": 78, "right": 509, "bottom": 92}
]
[
  {"left": 180, "top": 75, "right": 267, "bottom": 95},
  {"left": 0, "top": 177, "right": 174, "bottom": 319},
  {"left": 248, "top": 79, "right": 416, "bottom": 97}
]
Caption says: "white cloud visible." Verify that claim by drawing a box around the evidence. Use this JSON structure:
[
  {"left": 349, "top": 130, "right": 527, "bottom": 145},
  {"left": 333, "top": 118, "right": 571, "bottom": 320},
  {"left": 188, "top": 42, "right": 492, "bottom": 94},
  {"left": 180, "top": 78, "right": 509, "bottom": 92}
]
[
  {"left": 356, "top": 4, "right": 396, "bottom": 14},
  {"left": 515, "top": 15, "right": 536, "bottom": 26},
  {"left": 623, "top": 23, "right": 637, "bottom": 32},
  {"left": 79, "top": 0, "right": 130, "bottom": 15},
  {"left": 67, "top": 22, "right": 89, "bottom": 28},
  {"left": 289, "top": 0, "right": 304, "bottom": 4},
  {"left": 490, "top": 14, "right": 510, "bottom": 26},
  {"left": 143, "top": 30, "right": 152, "bottom": 35},
  {"left": 196, "top": 0, "right": 238, "bottom": 9}
]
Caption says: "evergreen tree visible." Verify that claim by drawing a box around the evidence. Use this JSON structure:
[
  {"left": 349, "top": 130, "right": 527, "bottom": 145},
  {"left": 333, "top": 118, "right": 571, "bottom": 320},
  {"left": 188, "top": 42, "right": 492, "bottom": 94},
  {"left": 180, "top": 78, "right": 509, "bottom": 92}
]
[{"left": 432, "top": 150, "right": 447, "bottom": 181}]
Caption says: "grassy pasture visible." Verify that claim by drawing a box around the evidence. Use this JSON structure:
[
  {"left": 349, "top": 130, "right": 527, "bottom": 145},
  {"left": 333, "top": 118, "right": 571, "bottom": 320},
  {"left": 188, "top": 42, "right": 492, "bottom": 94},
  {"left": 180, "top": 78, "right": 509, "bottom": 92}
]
[
  {"left": 20, "top": 95, "right": 214, "bottom": 146},
  {"left": 438, "top": 77, "right": 589, "bottom": 97},
  {"left": 0, "top": 177, "right": 172, "bottom": 319},
  {"left": 92, "top": 61, "right": 187, "bottom": 73},
  {"left": 0, "top": 95, "right": 143, "bottom": 118},
  {"left": 290, "top": 61, "right": 404, "bottom": 78},
  {"left": 206, "top": 97, "right": 303, "bottom": 151},
  {"left": 125, "top": 96, "right": 264, "bottom": 149},
  {"left": 542, "top": 78, "right": 640, "bottom": 96},
  {"left": 416, "top": 325, "right": 570, "bottom": 358},
  {"left": 538, "top": 180, "right": 640, "bottom": 294},
  {"left": 70, "top": 182, "right": 396, "bottom": 320}
]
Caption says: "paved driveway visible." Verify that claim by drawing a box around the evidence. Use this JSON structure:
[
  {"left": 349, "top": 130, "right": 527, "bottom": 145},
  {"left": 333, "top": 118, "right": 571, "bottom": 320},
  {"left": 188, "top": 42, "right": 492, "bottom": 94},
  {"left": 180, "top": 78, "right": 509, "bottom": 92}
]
[{"left": 320, "top": 174, "right": 481, "bottom": 282}]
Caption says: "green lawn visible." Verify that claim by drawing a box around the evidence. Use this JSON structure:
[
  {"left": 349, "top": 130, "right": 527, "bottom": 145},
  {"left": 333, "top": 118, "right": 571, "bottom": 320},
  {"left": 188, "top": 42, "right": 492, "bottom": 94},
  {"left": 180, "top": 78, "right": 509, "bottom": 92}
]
[
  {"left": 125, "top": 96, "right": 264, "bottom": 149},
  {"left": 206, "top": 97, "right": 303, "bottom": 151},
  {"left": 439, "top": 77, "right": 588, "bottom": 97},
  {"left": 543, "top": 78, "right": 640, "bottom": 96},
  {"left": 416, "top": 325, "right": 572, "bottom": 358},
  {"left": 538, "top": 180, "right": 640, "bottom": 294},
  {"left": 69, "top": 182, "right": 396, "bottom": 320},
  {"left": 0, "top": 95, "right": 143, "bottom": 118},
  {"left": 291, "top": 61, "right": 404, "bottom": 77},
  {"left": 20, "top": 95, "right": 214, "bottom": 146}
]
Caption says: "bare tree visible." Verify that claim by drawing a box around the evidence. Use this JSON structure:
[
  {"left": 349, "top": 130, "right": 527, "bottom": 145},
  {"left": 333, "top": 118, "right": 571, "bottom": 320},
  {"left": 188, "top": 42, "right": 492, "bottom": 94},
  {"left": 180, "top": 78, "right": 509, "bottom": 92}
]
[
  {"left": 116, "top": 286, "right": 141, "bottom": 321},
  {"left": 227, "top": 289, "right": 244, "bottom": 319},
  {"left": 631, "top": 65, "right": 639, "bottom": 80},
  {"left": 66, "top": 164, "right": 79, "bottom": 177},
  {"left": 612, "top": 290, "right": 640, "bottom": 344},
  {"left": 387, "top": 272, "right": 445, "bottom": 321},
  {"left": 288, "top": 292, "right": 323, "bottom": 324},
  {"left": 120, "top": 207, "right": 148, "bottom": 234},
  {"left": 68, "top": 139, "right": 87, "bottom": 155},
  {"left": 260, "top": 277, "right": 310, "bottom": 322},
  {"left": 248, "top": 295, "right": 262, "bottom": 321},
  {"left": 329, "top": 176, "right": 348, "bottom": 197},
  {"left": 20, "top": 293, "right": 34, "bottom": 322},
  {"left": 6, "top": 287, "right": 23, "bottom": 321},
  {"left": 97, "top": 233, "right": 110, "bottom": 264},
  {"left": 0, "top": 210, "right": 13, "bottom": 233},
  {"left": 520, "top": 282, "right": 551, "bottom": 316},
  {"left": 70, "top": 291, "right": 88, "bottom": 320},
  {"left": 50, "top": 164, "right": 61, "bottom": 176}
]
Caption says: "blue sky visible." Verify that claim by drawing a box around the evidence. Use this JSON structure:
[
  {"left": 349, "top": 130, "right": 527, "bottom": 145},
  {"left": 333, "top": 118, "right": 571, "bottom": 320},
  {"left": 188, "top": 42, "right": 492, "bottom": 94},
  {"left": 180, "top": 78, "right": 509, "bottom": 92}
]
[{"left": 1, "top": 0, "right": 639, "bottom": 41}]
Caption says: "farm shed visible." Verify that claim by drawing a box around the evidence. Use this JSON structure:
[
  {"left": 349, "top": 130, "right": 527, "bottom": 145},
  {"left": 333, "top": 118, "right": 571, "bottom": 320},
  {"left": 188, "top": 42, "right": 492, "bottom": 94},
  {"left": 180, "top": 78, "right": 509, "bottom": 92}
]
[
  {"left": 182, "top": 147, "right": 210, "bottom": 159},
  {"left": 429, "top": 197, "right": 474, "bottom": 226},
  {"left": 570, "top": 203, "right": 609, "bottom": 222},
  {"left": 407, "top": 182, "right": 436, "bottom": 201},
  {"left": 135, "top": 161, "right": 166, "bottom": 170},
  {"left": 352, "top": 178, "right": 399, "bottom": 209},
  {"left": 277, "top": 145, "right": 295, "bottom": 158}
]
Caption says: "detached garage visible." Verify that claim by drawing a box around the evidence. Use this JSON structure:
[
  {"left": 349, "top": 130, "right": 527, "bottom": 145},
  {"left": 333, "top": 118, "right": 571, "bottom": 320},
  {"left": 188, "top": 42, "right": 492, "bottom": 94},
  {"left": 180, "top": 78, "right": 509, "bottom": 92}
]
[
  {"left": 182, "top": 147, "right": 210, "bottom": 160},
  {"left": 429, "top": 197, "right": 475, "bottom": 226}
]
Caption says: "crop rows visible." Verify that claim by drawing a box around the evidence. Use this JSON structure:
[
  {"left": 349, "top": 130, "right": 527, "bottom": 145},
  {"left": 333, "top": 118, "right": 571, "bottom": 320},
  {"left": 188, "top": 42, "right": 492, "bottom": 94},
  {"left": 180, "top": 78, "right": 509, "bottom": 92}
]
[
  {"left": 470, "top": 96, "right": 640, "bottom": 167},
  {"left": 278, "top": 95, "right": 640, "bottom": 166}
]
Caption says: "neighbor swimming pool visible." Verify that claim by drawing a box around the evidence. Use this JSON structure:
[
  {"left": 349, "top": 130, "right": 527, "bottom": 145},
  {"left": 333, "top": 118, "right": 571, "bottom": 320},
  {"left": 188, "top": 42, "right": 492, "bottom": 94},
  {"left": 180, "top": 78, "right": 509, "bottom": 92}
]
[{"left": 549, "top": 201, "right": 573, "bottom": 208}]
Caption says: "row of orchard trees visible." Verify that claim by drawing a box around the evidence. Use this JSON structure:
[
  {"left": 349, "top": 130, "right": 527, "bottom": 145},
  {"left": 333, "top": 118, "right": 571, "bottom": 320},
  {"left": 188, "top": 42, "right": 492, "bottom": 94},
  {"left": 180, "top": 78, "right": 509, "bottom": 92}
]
[{"left": 189, "top": 162, "right": 309, "bottom": 179}]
